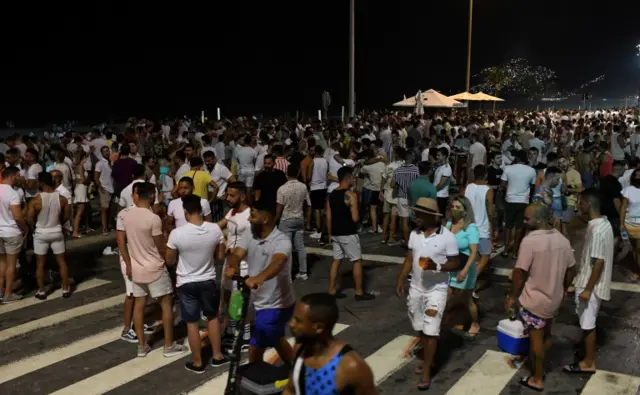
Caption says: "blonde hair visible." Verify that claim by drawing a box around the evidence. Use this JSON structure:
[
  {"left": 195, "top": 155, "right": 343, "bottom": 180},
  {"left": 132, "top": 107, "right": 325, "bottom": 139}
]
[{"left": 452, "top": 196, "right": 475, "bottom": 230}]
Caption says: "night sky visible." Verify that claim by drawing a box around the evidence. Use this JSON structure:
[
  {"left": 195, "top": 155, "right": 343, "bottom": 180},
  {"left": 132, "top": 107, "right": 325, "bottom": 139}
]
[{"left": 2, "top": 0, "right": 639, "bottom": 125}]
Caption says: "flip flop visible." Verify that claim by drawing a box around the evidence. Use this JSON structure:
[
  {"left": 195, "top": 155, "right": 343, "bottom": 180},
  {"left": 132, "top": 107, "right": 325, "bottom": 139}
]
[
  {"left": 416, "top": 379, "right": 431, "bottom": 391},
  {"left": 563, "top": 362, "right": 595, "bottom": 375},
  {"left": 518, "top": 376, "right": 544, "bottom": 392},
  {"left": 465, "top": 329, "right": 480, "bottom": 338}
]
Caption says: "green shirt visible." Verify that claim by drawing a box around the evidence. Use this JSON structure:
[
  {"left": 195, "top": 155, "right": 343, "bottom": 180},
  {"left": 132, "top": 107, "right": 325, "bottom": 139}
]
[{"left": 409, "top": 176, "right": 437, "bottom": 208}]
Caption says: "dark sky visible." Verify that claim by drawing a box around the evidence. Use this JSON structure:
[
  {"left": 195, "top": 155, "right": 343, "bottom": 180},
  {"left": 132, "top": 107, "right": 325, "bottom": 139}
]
[{"left": 2, "top": 0, "right": 639, "bottom": 124}]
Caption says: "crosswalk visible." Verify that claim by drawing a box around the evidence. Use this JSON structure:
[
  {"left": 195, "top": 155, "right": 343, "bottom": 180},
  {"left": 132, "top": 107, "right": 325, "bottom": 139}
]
[{"left": 1, "top": 276, "right": 639, "bottom": 395}]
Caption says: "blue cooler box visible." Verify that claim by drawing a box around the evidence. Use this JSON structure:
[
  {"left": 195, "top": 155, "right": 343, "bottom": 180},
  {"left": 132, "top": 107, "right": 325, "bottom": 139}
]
[{"left": 497, "top": 318, "right": 529, "bottom": 355}]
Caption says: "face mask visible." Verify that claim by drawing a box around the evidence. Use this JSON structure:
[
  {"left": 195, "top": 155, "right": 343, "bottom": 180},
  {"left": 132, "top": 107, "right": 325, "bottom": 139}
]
[{"left": 451, "top": 209, "right": 465, "bottom": 221}]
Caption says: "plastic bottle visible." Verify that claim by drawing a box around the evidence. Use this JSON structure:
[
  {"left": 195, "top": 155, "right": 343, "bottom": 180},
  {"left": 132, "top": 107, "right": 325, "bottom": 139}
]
[{"left": 228, "top": 289, "right": 244, "bottom": 321}]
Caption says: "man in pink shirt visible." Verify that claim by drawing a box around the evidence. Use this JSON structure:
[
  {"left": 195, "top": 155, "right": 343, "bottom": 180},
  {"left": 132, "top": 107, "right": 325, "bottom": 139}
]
[
  {"left": 117, "top": 182, "right": 187, "bottom": 358},
  {"left": 506, "top": 203, "right": 576, "bottom": 392}
]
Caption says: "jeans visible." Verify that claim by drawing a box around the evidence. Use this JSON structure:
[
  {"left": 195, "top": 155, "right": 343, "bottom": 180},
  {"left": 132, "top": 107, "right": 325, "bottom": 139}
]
[{"left": 279, "top": 218, "right": 307, "bottom": 274}]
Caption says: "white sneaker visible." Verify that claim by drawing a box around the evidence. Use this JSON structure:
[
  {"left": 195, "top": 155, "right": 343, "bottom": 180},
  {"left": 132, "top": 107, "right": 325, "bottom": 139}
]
[
  {"left": 163, "top": 342, "right": 188, "bottom": 357},
  {"left": 137, "top": 343, "right": 151, "bottom": 357},
  {"left": 309, "top": 232, "right": 322, "bottom": 239},
  {"left": 296, "top": 273, "right": 308, "bottom": 280}
]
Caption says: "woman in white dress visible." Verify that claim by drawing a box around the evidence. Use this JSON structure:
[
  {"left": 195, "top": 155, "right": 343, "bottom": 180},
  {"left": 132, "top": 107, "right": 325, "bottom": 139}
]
[{"left": 72, "top": 150, "right": 89, "bottom": 238}]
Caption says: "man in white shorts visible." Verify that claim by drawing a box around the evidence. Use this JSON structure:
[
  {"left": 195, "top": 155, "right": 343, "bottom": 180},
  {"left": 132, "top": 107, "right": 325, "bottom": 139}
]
[
  {"left": 236, "top": 135, "right": 257, "bottom": 193},
  {"left": 26, "top": 172, "right": 72, "bottom": 300},
  {"left": 117, "top": 181, "right": 159, "bottom": 343},
  {"left": 0, "top": 166, "right": 28, "bottom": 303},
  {"left": 116, "top": 182, "right": 187, "bottom": 358},
  {"left": 216, "top": 181, "right": 251, "bottom": 349},
  {"left": 396, "top": 197, "right": 459, "bottom": 391},
  {"left": 563, "top": 189, "right": 613, "bottom": 375}
]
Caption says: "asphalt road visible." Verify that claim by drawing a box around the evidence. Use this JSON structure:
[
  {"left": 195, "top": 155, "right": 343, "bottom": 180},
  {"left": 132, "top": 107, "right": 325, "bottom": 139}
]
[{"left": 0, "top": 231, "right": 639, "bottom": 395}]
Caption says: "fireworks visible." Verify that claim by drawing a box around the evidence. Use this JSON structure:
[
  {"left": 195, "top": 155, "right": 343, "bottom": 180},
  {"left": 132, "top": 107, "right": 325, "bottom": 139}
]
[
  {"left": 579, "top": 75, "right": 605, "bottom": 90},
  {"left": 472, "top": 58, "right": 557, "bottom": 96}
]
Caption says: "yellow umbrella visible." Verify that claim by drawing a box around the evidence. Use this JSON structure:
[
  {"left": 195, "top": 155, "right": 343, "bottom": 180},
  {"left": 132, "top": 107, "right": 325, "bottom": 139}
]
[
  {"left": 449, "top": 91, "right": 482, "bottom": 101},
  {"left": 473, "top": 92, "right": 505, "bottom": 102}
]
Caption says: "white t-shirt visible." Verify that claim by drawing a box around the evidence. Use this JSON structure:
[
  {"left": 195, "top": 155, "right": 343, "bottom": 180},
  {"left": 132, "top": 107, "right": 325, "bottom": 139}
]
[
  {"left": 469, "top": 142, "right": 486, "bottom": 169},
  {"left": 421, "top": 148, "right": 430, "bottom": 162},
  {"left": 225, "top": 206, "right": 251, "bottom": 250},
  {"left": 0, "top": 184, "right": 22, "bottom": 237},
  {"left": 119, "top": 179, "right": 160, "bottom": 208},
  {"left": 500, "top": 163, "right": 536, "bottom": 204},
  {"left": 167, "top": 197, "right": 212, "bottom": 228},
  {"left": 23, "top": 163, "right": 43, "bottom": 198},
  {"left": 408, "top": 227, "right": 459, "bottom": 293},
  {"left": 623, "top": 186, "right": 640, "bottom": 226},
  {"left": 209, "top": 163, "right": 232, "bottom": 199},
  {"left": 434, "top": 163, "right": 453, "bottom": 198},
  {"left": 95, "top": 158, "right": 114, "bottom": 194},
  {"left": 619, "top": 168, "right": 634, "bottom": 190},
  {"left": 236, "top": 146, "right": 256, "bottom": 171},
  {"left": 327, "top": 158, "right": 355, "bottom": 193},
  {"left": 175, "top": 163, "right": 191, "bottom": 181},
  {"left": 167, "top": 222, "right": 224, "bottom": 287}
]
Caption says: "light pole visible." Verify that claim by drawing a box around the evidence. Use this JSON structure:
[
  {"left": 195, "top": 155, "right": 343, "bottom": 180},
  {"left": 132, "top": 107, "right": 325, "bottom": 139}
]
[
  {"left": 465, "top": 0, "right": 474, "bottom": 93},
  {"left": 348, "top": 0, "right": 355, "bottom": 118}
]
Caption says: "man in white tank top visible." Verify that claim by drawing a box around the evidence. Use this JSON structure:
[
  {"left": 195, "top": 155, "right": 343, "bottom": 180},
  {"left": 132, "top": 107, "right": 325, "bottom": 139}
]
[
  {"left": 464, "top": 164, "right": 494, "bottom": 283},
  {"left": 308, "top": 146, "right": 329, "bottom": 239},
  {"left": 26, "top": 172, "right": 72, "bottom": 300}
]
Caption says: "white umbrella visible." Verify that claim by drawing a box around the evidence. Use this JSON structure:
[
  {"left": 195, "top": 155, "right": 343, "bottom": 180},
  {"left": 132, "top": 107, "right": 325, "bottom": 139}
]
[{"left": 414, "top": 90, "right": 424, "bottom": 115}]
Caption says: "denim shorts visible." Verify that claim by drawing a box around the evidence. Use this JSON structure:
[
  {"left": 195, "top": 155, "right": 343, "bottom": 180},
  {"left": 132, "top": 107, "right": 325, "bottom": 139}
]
[
  {"left": 177, "top": 280, "right": 220, "bottom": 323},
  {"left": 250, "top": 304, "right": 295, "bottom": 349}
]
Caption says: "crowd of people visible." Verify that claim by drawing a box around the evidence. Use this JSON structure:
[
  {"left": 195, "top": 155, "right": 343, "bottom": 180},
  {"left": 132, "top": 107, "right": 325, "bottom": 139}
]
[{"left": 0, "top": 107, "right": 638, "bottom": 392}]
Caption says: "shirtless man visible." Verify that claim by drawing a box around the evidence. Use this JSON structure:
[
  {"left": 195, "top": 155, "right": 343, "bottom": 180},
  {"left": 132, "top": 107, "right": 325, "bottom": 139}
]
[{"left": 283, "top": 293, "right": 377, "bottom": 395}]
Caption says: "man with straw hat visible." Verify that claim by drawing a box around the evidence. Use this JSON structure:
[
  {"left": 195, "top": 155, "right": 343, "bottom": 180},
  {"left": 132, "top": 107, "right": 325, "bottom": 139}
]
[{"left": 396, "top": 197, "right": 460, "bottom": 391}]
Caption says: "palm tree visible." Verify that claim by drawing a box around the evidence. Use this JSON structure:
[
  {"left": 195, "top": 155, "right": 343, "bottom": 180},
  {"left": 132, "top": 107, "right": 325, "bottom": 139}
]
[
  {"left": 483, "top": 66, "right": 510, "bottom": 96},
  {"left": 482, "top": 66, "right": 510, "bottom": 109}
]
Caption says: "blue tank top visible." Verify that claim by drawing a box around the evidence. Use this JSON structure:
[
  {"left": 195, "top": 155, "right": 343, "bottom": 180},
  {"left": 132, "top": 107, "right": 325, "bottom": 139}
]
[{"left": 297, "top": 345, "right": 354, "bottom": 395}]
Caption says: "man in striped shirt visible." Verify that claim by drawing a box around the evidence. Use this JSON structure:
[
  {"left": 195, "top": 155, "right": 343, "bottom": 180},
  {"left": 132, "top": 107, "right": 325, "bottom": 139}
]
[
  {"left": 563, "top": 188, "right": 613, "bottom": 375},
  {"left": 392, "top": 149, "right": 419, "bottom": 246},
  {"left": 273, "top": 144, "right": 290, "bottom": 174}
]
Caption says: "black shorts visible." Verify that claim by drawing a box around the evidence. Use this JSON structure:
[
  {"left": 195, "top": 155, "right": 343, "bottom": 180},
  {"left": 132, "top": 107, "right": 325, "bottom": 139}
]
[
  {"left": 505, "top": 202, "right": 527, "bottom": 229},
  {"left": 437, "top": 197, "right": 449, "bottom": 217},
  {"left": 369, "top": 190, "right": 380, "bottom": 206},
  {"left": 310, "top": 189, "right": 327, "bottom": 210},
  {"left": 177, "top": 280, "right": 220, "bottom": 323}
]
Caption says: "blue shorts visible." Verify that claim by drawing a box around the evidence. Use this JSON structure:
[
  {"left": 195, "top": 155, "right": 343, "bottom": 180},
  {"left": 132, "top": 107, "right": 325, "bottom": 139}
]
[
  {"left": 250, "top": 304, "right": 295, "bottom": 349},
  {"left": 177, "top": 280, "right": 220, "bottom": 323}
]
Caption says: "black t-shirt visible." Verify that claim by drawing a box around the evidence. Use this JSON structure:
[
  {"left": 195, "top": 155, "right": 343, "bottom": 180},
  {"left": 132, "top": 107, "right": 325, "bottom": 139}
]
[
  {"left": 599, "top": 175, "right": 622, "bottom": 221},
  {"left": 253, "top": 169, "right": 287, "bottom": 209},
  {"left": 487, "top": 166, "right": 504, "bottom": 186},
  {"left": 533, "top": 162, "right": 547, "bottom": 171}
]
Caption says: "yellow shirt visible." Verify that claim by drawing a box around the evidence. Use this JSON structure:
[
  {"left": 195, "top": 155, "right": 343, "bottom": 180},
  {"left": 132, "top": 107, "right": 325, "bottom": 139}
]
[
  {"left": 180, "top": 169, "right": 213, "bottom": 200},
  {"left": 565, "top": 168, "right": 582, "bottom": 206}
]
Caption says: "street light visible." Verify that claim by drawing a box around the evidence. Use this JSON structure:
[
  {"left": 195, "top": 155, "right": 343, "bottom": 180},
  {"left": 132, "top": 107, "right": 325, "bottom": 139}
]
[
  {"left": 465, "top": 0, "right": 474, "bottom": 93},
  {"left": 348, "top": 0, "right": 355, "bottom": 118}
]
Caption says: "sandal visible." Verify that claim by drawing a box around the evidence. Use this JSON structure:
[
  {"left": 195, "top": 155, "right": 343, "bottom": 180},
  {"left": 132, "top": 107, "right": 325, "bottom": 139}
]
[
  {"left": 563, "top": 362, "right": 595, "bottom": 375},
  {"left": 417, "top": 379, "right": 431, "bottom": 391},
  {"left": 518, "top": 376, "right": 543, "bottom": 392}
]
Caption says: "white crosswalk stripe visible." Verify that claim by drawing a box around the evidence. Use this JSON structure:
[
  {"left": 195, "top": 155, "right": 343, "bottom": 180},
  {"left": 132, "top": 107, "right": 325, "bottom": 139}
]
[
  {"left": 0, "top": 278, "right": 111, "bottom": 315},
  {"left": 0, "top": 279, "right": 639, "bottom": 395}
]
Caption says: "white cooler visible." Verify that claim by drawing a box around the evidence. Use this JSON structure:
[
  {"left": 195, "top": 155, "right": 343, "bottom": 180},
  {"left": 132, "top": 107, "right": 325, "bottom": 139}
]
[{"left": 497, "top": 318, "right": 529, "bottom": 355}]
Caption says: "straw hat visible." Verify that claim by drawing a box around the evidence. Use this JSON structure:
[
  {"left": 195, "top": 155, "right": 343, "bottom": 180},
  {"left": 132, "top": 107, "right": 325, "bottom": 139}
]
[{"left": 411, "top": 197, "right": 442, "bottom": 216}]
